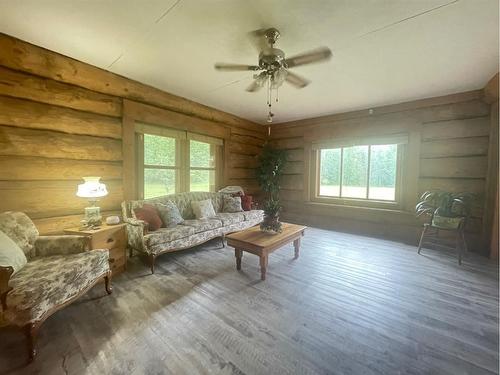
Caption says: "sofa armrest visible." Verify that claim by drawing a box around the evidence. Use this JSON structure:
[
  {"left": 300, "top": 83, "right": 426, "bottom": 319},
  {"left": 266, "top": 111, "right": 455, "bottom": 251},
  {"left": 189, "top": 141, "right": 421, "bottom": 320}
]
[
  {"left": 123, "top": 218, "right": 148, "bottom": 253},
  {"left": 35, "top": 235, "right": 90, "bottom": 257},
  {"left": 0, "top": 266, "right": 14, "bottom": 311}
]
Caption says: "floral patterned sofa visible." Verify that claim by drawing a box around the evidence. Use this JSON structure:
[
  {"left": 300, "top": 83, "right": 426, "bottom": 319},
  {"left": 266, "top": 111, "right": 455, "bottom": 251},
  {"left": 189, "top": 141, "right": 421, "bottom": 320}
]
[
  {"left": 122, "top": 192, "right": 263, "bottom": 273},
  {"left": 0, "top": 212, "right": 112, "bottom": 362}
]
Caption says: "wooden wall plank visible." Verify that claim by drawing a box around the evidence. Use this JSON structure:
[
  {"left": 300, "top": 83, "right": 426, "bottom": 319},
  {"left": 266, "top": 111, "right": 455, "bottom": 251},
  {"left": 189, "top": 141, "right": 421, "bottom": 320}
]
[
  {"left": 229, "top": 154, "right": 258, "bottom": 169},
  {"left": 281, "top": 174, "right": 304, "bottom": 190},
  {"left": 230, "top": 134, "right": 265, "bottom": 147},
  {"left": 420, "top": 137, "right": 489, "bottom": 158},
  {"left": 419, "top": 156, "right": 488, "bottom": 178},
  {"left": 286, "top": 149, "right": 304, "bottom": 162},
  {"left": 0, "top": 66, "right": 121, "bottom": 117},
  {"left": 0, "top": 95, "right": 121, "bottom": 139},
  {"left": 283, "top": 161, "right": 304, "bottom": 175},
  {"left": 418, "top": 178, "right": 486, "bottom": 194},
  {"left": 0, "top": 180, "right": 123, "bottom": 218},
  {"left": 271, "top": 137, "right": 304, "bottom": 150},
  {"left": 228, "top": 168, "right": 256, "bottom": 179},
  {"left": 422, "top": 117, "right": 489, "bottom": 140},
  {"left": 0, "top": 125, "right": 122, "bottom": 161},
  {"left": 0, "top": 33, "right": 262, "bottom": 132},
  {"left": 229, "top": 142, "right": 262, "bottom": 156},
  {"left": 0, "top": 156, "right": 122, "bottom": 180}
]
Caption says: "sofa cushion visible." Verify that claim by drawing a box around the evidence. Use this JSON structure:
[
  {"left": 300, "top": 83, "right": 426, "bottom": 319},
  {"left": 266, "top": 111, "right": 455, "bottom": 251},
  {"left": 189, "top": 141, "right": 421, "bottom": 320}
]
[
  {"left": 156, "top": 200, "right": 184, "bottom": 228},
  {"left": 4, "top": 249, "right": 109, "bottom": 326},
  {"left": 0, "top": 230, "right": 27, "bottom": 274},
  {"left": 241, "top": 195, "right": 253, "bottom": 211},
  {"left": 214, "top": 212, "right": 245, "bottom": 226},
  {"left": 0, "top": 211, "right": 39, "bottom": 258},
  {"left": 182, "top": 219, "right": 223, "bottom": 233},
  {"left": 191, "top": 199, "right": 216, "bottom": 220},
  {"left": 242, "top": 210, "right": 264, "bottom": 222},
  {"left": 144, "top": 226, "right": 195, "bottom": 247},
  {"left": 222, "top": 196, "right": 243, "bottom": 213},
  {"left": 134, "top": 204, "right": 162, "bottom": 231}
]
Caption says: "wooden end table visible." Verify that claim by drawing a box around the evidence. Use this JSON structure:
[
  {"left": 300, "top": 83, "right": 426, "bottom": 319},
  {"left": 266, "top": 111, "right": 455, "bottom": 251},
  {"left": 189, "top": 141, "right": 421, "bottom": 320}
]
[
  {"left": 226, "top": 223, "right": 306, "bottom": 281},
  {"left": 64, "top": 223, "right": 127, "bottom": 276}
]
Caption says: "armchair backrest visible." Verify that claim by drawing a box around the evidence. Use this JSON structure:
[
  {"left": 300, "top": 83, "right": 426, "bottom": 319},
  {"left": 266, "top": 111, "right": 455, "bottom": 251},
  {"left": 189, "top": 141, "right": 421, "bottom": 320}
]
[{"left": 0, "top": 211, "right": 39, "bottom": 259}]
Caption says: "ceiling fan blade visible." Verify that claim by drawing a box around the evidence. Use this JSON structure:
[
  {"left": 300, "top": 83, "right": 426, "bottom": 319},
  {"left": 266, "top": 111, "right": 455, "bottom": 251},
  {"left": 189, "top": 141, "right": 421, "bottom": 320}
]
[
  {"left": 214, "top": 63, "right": 260, "bottom": 71},
  {"left": 284, "top": 47, "right": 332, "bottom": 68},
  {"left": 247, "top": 28, "right": 270, "bottom": 52},
  {"left": 246, "top": 72, "right": 268, "bottom": 92},
  {"left": 285, "top": 70, "right": 310, "bottom": 89}
]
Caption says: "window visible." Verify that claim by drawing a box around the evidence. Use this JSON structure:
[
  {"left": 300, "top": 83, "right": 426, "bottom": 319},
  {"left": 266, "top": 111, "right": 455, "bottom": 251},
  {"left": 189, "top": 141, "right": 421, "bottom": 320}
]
[
  {"left": 189, "top": 140, "right": 216, "bottom": 192},
  {"left": 136, "top": 123, "right": 223, "bottom": 199},
  {"left": 312, "top": 136, "right": 406, "bottom": 206},
  {"left": 143, "top": 134, "right": 178, "bottom": 199}
]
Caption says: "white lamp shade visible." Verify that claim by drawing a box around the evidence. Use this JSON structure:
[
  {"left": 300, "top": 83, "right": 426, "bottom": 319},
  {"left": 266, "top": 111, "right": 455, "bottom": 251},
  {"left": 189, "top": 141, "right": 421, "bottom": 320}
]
[{"left": 76, "top": 177, "right": 108, "bottom": 198}]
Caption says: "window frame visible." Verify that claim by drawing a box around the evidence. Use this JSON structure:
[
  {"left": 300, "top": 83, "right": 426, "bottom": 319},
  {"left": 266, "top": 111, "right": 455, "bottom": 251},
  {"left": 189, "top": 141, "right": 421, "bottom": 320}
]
[
  {"left": 136, "top": 124, "right": 223, "bottom": 199},
  {"left": 310, "top": 142, "right": 406, "bottom": 210}
]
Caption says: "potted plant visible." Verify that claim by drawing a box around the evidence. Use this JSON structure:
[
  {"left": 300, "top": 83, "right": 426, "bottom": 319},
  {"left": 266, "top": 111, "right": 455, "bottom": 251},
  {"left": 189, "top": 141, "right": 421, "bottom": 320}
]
[
  {"left": 256, "top": 144, "right": 287, "bottom": 234},
  {"left": 416, "top": 191, "right": 474, "bottom": 229}
]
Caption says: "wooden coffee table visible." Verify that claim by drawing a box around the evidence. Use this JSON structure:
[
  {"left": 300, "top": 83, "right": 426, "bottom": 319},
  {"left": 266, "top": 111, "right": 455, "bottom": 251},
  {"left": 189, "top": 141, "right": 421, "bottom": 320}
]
[{"left": 226, "top": 223, "right": 307, "bottom": 280}]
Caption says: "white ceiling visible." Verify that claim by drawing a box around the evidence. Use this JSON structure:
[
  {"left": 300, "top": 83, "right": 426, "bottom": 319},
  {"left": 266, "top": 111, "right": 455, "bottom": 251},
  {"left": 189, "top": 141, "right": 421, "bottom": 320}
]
[{"left": 0, "top": 0, "right": 498, "bottom": 124}]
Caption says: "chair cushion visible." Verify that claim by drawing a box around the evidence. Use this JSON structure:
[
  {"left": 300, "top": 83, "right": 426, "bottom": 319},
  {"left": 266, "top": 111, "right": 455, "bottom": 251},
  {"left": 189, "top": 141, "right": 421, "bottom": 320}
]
[
  {"left": 0, "top": 211, "right": 39, "bottom": 258},
  {"left": 156, "top": 200, "right": 184, "bottom": 228},
  {"left": 134, "top": 204, "right": 162, "bottom": 231},
  {"left": 4, "top": 249, "right": 109, "bottom": 326},
  {"left": 242, "top": 210, "right": 264, "bottom": 222},
  {"left": 144, "top": 226, "right": 195, "bottom": 247},
  {"left": 222, "top": 196, "right": 243, "bottom": 213},
  {"left": 191, "top": 199, "right": 216, "bottom": 220},
  {"left": 182, "top": 219, "right": 223, "bottom": 233},
  {"left": 214, "top": 212, "right": 245, "bottom": 226},
  {"left": 0, "top": 230, "right": 27, "bottom": 274}
]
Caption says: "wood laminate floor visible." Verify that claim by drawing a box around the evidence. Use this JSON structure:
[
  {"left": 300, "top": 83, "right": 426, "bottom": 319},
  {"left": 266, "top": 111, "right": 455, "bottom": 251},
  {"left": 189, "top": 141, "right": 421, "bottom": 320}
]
[{"left": 0, "top": 227, "right": 498, "bottom": 375}]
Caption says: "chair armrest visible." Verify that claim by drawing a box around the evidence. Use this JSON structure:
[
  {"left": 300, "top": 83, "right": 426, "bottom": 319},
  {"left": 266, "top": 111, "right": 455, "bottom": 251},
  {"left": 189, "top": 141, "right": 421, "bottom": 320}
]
[
  {"left": 0, "top": 266, "right": 14, "bottom": 311},
  {"left": 35, "top": 235, "right": 90, "bottom": 257}
]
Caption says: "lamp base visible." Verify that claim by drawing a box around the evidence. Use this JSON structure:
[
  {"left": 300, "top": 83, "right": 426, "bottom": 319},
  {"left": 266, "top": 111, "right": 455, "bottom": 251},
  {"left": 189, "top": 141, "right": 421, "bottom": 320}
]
[{"left": 83, "top": 206, "right": 102, "bottom": 228}]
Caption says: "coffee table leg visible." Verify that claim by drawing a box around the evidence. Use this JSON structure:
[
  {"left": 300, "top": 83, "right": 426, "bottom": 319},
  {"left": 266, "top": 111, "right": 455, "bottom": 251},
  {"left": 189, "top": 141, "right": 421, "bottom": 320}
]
[
  {"left": 293, "top": 238, "right": 301, "bottom": 259},
  {"left": 260, "top": 255, "right": 268, "bottom": 281},
  {"left": 235, "top": 248, "right": 242, "bottom": 270}
]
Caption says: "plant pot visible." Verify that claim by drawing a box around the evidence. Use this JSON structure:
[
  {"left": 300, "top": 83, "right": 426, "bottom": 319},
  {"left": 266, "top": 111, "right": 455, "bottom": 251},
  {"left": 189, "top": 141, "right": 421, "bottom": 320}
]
[
  {"left": 260, "top": 215, "right": 282, "bottom": 234},
  {"left": 432, "top": 214, "right": 463, "bottom": 229}
]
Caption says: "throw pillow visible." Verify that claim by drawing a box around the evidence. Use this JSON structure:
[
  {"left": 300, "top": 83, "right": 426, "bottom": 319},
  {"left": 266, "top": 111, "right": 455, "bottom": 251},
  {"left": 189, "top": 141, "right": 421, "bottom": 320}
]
[
  {"left": 191, "top": 199, "right": 216, "bottom": 220},
  {"left": 134, "top": 204, "right": 162, "bottom": 231},
  {"left": 241, "top": 195, "right": 253, "bottom": 211},
  {"left": 0, "top": 230, "right": 28, "bottom": 274},
  {"left": 156, "top": 200, "right": 184, "bottom": 228},
  {"left": 223, "top": 195, "right": 243, "bottom": 213}
]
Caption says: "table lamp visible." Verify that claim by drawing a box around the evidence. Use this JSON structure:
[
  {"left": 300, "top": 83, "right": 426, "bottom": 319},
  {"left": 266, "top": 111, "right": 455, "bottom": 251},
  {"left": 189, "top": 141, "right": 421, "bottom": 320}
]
[{"left": 76, "top": 176, "right": 108, "bottom": 228}]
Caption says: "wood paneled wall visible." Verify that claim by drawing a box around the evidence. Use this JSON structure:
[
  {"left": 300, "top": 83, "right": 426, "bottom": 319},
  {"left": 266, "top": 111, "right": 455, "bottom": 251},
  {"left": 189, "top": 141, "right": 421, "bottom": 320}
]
[
  {"left": 0, "top": 33, "right": 264, "bottom": 234},
  {"left": 270, "top": 88, "right": 498, "bottom": 253}
]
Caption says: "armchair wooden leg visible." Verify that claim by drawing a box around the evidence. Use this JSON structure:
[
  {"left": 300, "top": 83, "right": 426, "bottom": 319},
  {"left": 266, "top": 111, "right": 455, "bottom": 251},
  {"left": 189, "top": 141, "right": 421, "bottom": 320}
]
[
  {"left": 24, "top": 323, "right": 38, "bottom": 362},
  {"left": 456, "top": 232, "right": 463, "bottom": 266},
  {"left": 220, "top": 234, "right": 226, "bottom": 248},
  {"left": 149, "top": 254, "right": 156, "bottom": 274},
  {"left": 417, "top": 225, "right": 428, "bottom": 254},
  {"left": 104, "top": 271, "right": 113, "bottom": 294},
  {"left": 129, "top": 247, "right": 134, "bottom": 258}
]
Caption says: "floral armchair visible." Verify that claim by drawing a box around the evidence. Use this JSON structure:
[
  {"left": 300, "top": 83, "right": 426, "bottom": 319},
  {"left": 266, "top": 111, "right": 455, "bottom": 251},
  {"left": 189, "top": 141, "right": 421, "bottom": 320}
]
[{"left": 0, "top": 212, "right": 112, "bottom": 362}]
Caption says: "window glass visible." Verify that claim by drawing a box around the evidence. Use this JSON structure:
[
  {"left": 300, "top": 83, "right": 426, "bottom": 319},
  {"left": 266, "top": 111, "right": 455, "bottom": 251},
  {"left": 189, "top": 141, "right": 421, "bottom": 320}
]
[
  {"left": 319, "top": 148, "right": 341, "bottom": 197},
  {"left": 144, "top": 169, "right": 176, "bottom": 198},
  {"left": 190, "top": 140, "right": 215, "bottom": 168},
  {"left": 341, "top": 145, "right": 368, "bottom": 199},
  {"left": 190, "top": 170, "right": 215, "bottom": 192},
  {"left": 144, "top": 134, "right": 176, "bottom": 166},
  {"left": 369, "top": 144, "right": 397, "bottom": 201}
]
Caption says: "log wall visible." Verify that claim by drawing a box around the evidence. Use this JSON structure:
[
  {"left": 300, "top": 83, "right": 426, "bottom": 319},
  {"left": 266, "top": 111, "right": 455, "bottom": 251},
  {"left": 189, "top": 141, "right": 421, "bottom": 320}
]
[
  {"left": 0, "top": 33, "right": 264, "bottom": 234},
  {"left": 270, "top": 89, "right": 497, "bottom": 253}
]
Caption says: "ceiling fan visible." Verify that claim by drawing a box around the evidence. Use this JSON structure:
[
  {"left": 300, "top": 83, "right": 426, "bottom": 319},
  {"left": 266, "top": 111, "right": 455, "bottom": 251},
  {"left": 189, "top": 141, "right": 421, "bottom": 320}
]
[{"left": 214, "top": 27, "right": 332, "bottom": 123}]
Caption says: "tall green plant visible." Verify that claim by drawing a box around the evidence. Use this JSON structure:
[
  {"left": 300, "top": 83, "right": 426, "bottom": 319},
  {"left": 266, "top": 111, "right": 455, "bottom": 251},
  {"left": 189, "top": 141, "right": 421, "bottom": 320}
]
[
  {"left": 256, "top": 144, "right": 287, "bottom": 201},
  {"left": 256, "top": 144, "right": 287, "bottom": 225}
]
